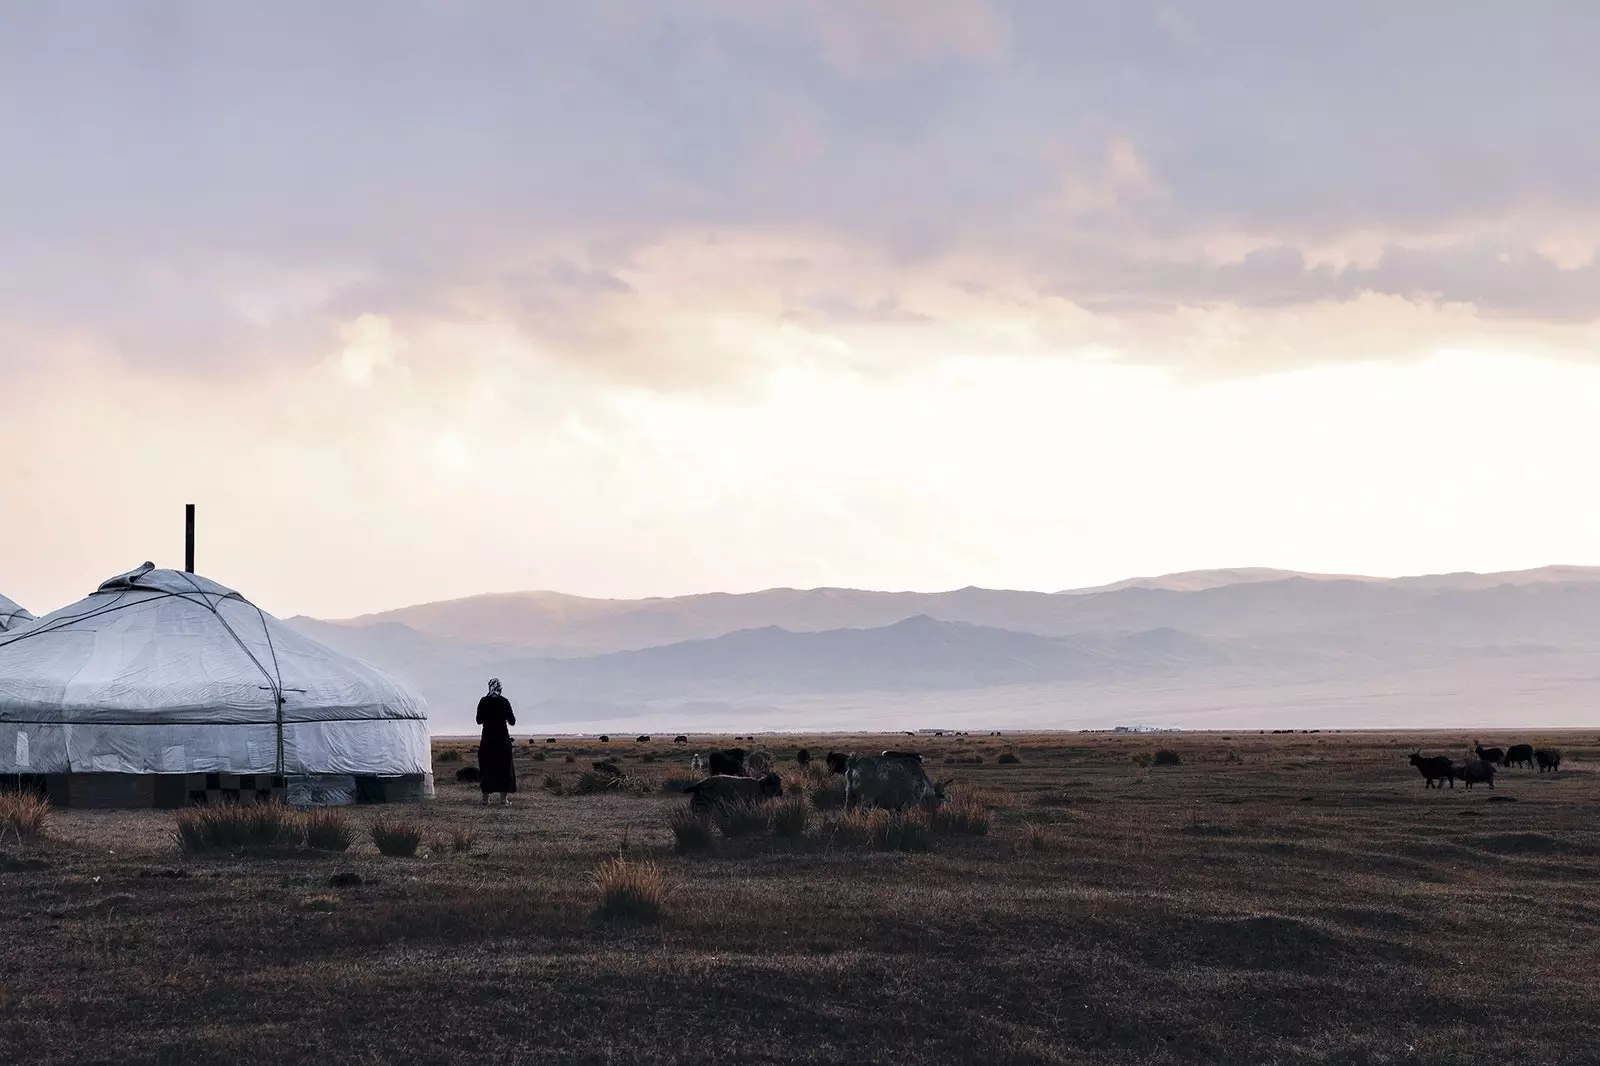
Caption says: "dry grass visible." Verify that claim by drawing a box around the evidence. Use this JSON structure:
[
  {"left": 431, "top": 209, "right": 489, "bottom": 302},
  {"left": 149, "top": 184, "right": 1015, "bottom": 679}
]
[
  {"left": 712, "top": 800, "right": 771, "bottom": 839},
  {"left": 572, "top": 770, "right": 626, "bottom": 794},
  {"left": 302, "top": 807, "right": 353, "bottom": 852},
  {"left": 592, "top": 857, "right": 668, "bottom": 924},
  {"left": 451, "top": 827, "right": 476, "bottom": 854},
  {"left": 668, "top": 806, "right": 716, "bottom": 853},
  {"left": 0, "top": 791, "right": 50, "bottom": 842},
  {"left": 870, "top": 808, "right": 933, "bottom": 852},
  {"left": 931, "top": 793, "right": 990, "bottom": 836},
  {"left": 370, "top": 819, "right": 424, "bottom": 857},
  {"left": 173, "top": 801, "right": 299, "bottom": 853},
  {"left": 807, "top": 775, "right": 848, "bottom": 810},
  {"left": 769, "top": 793, "right": 812, "bottom": 840},
  {"left": 8, "top": 729, "right": 1600, "bottom": 1064},
  {"left": 1020, "top": 820, "right": 1052, "bottom": 852}
]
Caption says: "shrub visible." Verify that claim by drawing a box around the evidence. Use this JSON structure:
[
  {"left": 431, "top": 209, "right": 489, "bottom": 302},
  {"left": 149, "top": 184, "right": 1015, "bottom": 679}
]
[
  {"left": 175, "top": 801, "right": 300, "bottom": 853},
  {"left": 429, "top": 835, "right": 450, "bottom": 857},
  {"left": 996, "top": 752, "right": 1022, "bottom": 765},
  {"left": 370, "top": 819, "right": 424, "bottom": 857},
  {"left": 564, "top": 754, "right": 575, "bottom": 763},
  {"left": 532, "top": 750, "right": 547, "bottom": 762},
  {"left": 592, "top": 857, "right": 668, "bottom": 923},
  {"left": 435, "top": 749, "right": 461, "bottom": 763},
  {"left": 770, "top": 794, "right": 811, "bottom": 840},
  {"left": 641, "top": 753, "right": 656, "bottom": 763},
  {"left": 932, "top": 794, "right": 990, "bottom": 836},
  {"left": 1153, "top": 749, "right": 1182, "bottom": 766},
  {"left": 872, "top": 809, "right": 932, "bottom": 852},
  {"left": 302, "top": 807, "right": 353, "bottom": 852},
  {"left": 0, "top": 792, "right": 50, "bottom": 842},
  {"left": 451, "top": 827, "right": 476, "bottom": 854},
  {"left": 668, "top": 807, "right": 716, "bottom": 853},
  {"left": 541, "top": 773, "right": 565, "bottom": 795},
  {"left": 712, "top": 800, "right": 771, "bottom": 839}
]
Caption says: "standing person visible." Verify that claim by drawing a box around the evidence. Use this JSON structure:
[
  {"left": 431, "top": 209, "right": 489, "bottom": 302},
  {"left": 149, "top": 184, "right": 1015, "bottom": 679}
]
[{"left": 476, "top": 677, "right": 517, "bottom": 806}]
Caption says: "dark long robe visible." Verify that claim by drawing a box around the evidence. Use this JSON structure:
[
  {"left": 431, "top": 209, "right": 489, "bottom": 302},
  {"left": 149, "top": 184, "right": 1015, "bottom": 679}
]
[{"left": 476, "top": 693, "right": 517, "bottom": 795}]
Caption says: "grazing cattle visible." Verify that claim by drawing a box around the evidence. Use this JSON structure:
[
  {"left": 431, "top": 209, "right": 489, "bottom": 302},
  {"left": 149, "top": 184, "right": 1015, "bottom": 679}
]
[
  {"left": 598, "top": 735, "right": 609, "bottom": 743},
  {"left": 825, "top": 751, "right": 851, "bottom": 775},
  {"left": 708, "top": 748, "right": 747, "bottom": 777},
  {"left": 636, "top": 735, "right": 651, "bottom": 743},
  {"left": 455, "top": 766, "right": 481, "bottom": 784},
  {"left": 1460, "top": 758, "right": 1496, "bottom": 790},
  {"left": 1536, "top": 748, "right": 1562, "bottom": 772},
  {"left": 674, "top": 735, "right": 688, "bottom": 744},
  {"left": 745, "top": 751, "right": 774, "bottom": 775},
  {"left": 1503, "top": 744, "right": 1534, "bottom": 769},
  {"left": 1473, "top": 741, "right": 1506, "bottom": 765},
  {"left": 591, "top": 761, "right": 626, "bottom": 779},
  {"left": 844, "top": 754, "right": 941, "bottom": 810},
  {"left": 1408, "top": 752, "right": 1454, "bottom": 789},
  {"left": 545, "top": 737, "right": 557, "bottom": 744},
  {"left": 682, "top": 772, "right": 782, "bottom": 814},
  {"left": 796, "top": 748, "right": 811, "bottom": 766}
]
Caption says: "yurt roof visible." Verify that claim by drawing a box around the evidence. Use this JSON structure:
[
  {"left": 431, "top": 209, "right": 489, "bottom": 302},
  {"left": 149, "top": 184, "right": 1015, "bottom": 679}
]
[
  {"left": 0, "top": 591, "right": 32, "bottom": 633},
  {"left": 0, "top": 562, "right": 426, "bottom": 726}
]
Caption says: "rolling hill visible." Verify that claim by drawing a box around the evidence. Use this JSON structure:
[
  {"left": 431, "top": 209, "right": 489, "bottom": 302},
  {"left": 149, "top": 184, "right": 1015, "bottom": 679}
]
[{"left": 286, "top": 565, "right": 1600, "bottom": 734}]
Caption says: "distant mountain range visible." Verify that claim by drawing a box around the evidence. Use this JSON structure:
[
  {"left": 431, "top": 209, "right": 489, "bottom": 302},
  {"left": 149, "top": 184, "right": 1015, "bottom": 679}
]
[{"left": 285, "top": 566, "right": 1600, "bottom": 734}]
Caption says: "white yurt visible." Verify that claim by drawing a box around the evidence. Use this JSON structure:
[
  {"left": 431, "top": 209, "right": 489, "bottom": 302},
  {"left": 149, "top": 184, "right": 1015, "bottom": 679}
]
[
  {"left": 0, "top": 562, "right": 431, "bottom": 807},
  {"left": 0, "top": 591, "right": 32, "bottom": 633}
]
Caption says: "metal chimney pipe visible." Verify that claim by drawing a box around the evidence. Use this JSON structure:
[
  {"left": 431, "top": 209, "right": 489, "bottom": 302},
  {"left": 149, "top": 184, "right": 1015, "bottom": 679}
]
[{"left": 185, "top": 504, "right": 195, "bottom": 573}]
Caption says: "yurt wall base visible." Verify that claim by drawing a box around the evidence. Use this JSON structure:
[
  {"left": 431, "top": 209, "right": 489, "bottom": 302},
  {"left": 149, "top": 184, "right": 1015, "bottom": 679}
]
[{"left": 6, "top": 772, "right": 434, "bottom": 808}]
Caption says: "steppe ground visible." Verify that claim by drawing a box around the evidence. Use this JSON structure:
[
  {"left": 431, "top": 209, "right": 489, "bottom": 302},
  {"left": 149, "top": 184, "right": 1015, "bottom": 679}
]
[{"left": 4, "top": 730, "right": 1600, "bottom": 1065}]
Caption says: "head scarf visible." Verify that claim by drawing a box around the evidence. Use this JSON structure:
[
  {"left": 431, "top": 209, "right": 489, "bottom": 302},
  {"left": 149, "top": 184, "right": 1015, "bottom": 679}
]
[{"left": 487, "top": 677, "right": 503, "bottom": 698}]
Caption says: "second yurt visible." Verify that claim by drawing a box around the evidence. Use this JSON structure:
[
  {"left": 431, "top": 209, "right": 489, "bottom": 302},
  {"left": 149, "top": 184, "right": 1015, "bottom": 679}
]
[
  {"left": 0, "top": 562, "right": 431, "bottom": 807},
  {"left": 0, "top": 591, "right": 32, "bottom": 633}
]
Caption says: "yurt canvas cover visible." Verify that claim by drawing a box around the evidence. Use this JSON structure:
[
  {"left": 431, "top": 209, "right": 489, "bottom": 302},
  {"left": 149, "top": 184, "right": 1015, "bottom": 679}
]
[
  {"left": 0, "top": 592, "right": 31, "bottom": 632},
  {"left": 0, "top": 563, "right": 431, "bottom": 807}
]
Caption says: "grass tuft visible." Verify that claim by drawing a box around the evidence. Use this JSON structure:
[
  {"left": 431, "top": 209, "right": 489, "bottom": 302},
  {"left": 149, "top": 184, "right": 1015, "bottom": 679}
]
[
  {"left": 1021, "top": 821, "right": 1052, "bottom": 852},
  {"left": 712, "top": 800, "right": 771, "bottom": 838},
  {"left": 435, "top": 749, "right": 461, "bottom": 763},
  {"left": 932, "top": 793, "right": 990, "bottom": 836},
  {"left": 592, "top": 857, "right": 669, "bottom": 923},
  {"left": 370, "top": 819, "right": 424, "bottom": 857},
  {"left": 0, "top": 792, "right": 50, "bottom": 842},
  {"left": 808, "top": 776, "right": 848, "bottom": 811},
  {"left": 871, "top": 809, "right": 933, "bottom": 852},
  {"left": 302, "top": 807, "right": 354, "bottom": 852},
  {"left": 668, "top": 807, "right": 716, "bottom": 853},
  {"left": 175, "top": 801, "right": 299, "bottom": 853},
  {"left": 542, "top": 773, "right": 565, "bottom": 795},
  {"left": 770, "top": 793, "right": 812, "bottom": 840},
  {"left": 573, "top": 770, "right": 626, "bottom": 794},
  {"left": 996, "top": 752, "right": 1022, "bottom": 765},
  {"left": 1153, "top": 749, "right": 1182, "bottom": 767},
  {"left": 452, "top": 827, "right": 476, "bottom": 854}
]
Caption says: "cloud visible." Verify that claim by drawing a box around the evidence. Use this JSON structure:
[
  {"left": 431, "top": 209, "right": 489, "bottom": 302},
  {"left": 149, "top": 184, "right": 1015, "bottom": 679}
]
[{"left": 0, "top": 0, "right": 1596, "bottom": 395}]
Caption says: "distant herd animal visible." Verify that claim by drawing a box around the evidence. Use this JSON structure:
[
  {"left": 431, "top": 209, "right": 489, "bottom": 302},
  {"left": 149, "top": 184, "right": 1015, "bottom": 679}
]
[
  {"left": 1409, "top": 740, "right": 1565, "bottom": 791},
  {"left": 677, "top": 746, "right": 945, "bottom": 815}
]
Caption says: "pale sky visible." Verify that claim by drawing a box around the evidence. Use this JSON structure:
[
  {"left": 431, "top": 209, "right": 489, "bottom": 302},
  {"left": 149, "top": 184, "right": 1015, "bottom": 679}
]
[{"left": 3, "top": 2, "right": 1599, "bottom": 620}]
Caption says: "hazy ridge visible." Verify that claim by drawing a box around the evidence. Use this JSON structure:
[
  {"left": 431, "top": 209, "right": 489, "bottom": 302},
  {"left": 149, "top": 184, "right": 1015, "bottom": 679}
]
[{"left": 286, "top": 566, "right": 1600, "bottom": 734}]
